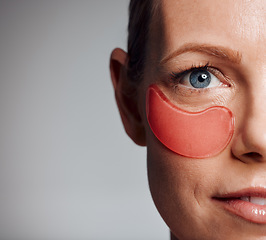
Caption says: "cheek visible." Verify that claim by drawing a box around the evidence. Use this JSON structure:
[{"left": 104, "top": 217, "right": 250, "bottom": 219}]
[
  {"left": 146, "top": 144, "right": 219, "bottom": 240},
  {"left": 146, "top": 142, "right": 236, "bottom": 239},
  {"left": 146, "top": 85, "right": 235, "bottom": 158}
]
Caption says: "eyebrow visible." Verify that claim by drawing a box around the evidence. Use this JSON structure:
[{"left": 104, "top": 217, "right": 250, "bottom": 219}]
[{"left": 160, "top": 43, "right": 242, "bottom": 65}]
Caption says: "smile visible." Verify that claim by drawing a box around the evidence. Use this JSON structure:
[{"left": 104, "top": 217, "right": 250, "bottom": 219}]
[{"left": 213, "top": 188, "right": 266, "bottom": 224}]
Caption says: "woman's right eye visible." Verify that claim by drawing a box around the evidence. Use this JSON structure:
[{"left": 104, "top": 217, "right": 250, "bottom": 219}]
[
  {"left": 179, "top": 69, "right": 222, "bottom": 89},
  {"left": 167, "top": 65, "right": 234, "bottom": 108}
]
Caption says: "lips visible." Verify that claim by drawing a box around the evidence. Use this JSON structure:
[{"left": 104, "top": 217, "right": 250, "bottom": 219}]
[{"left": 214, "top": 188, "right": 266, "bottom": 224}]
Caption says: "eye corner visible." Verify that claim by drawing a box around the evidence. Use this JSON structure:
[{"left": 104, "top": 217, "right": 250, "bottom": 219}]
[
  {"left": 169, "top": 70, "right": 185, "bottom": 82},
  {"left": 220, "top": 74, "right": 234, "bottom": 88},
  {"left": 169, "top": 71, "right": 178, "bottom": 80}
]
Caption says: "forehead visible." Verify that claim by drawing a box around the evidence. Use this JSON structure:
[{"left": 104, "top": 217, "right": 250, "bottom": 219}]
[{"left": 151, "top": 0, "right": 266, "bottom": 61}]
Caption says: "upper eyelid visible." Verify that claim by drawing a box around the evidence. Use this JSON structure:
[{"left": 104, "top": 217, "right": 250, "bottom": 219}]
[{"left": 170, "top": 64, "right": 211, "bottom": 81}]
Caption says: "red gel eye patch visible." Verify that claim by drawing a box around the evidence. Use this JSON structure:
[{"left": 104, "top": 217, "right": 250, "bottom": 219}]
[{"left": 146, "top": 85, "right": 234, "bottom": 158}]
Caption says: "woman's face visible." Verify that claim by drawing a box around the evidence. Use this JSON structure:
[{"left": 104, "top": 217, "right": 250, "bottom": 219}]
[{"left": 138, "top": 0, "right": 266, "bottom": 239}]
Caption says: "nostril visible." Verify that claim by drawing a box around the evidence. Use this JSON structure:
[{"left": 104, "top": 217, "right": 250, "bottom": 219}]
[{"left": 244, "top": 152, "right": 263, "bottom": 160}]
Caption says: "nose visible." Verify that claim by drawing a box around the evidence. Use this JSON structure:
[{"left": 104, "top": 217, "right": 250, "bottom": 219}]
[{"left": 231, "top": 91, "right": 266, "bottom": 163}]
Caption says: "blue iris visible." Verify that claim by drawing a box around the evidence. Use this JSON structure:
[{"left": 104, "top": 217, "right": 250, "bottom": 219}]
[{"left": 189, "top": 69, "right": 211, "bottom": 88}]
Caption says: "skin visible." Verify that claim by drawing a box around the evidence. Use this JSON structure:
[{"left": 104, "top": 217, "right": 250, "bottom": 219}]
[{"left": 110, "top": 0, "right": 266, "bottom": 239}]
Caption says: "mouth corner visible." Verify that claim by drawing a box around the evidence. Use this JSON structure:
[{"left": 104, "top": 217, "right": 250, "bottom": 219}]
[{"left": 212, "top": 189, "right": 266, "bottom": 224}]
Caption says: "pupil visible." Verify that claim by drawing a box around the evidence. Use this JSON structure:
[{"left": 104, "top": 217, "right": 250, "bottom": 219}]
[
  {"left": 198, "top": 74, "right": 208, "bottom": 82},
  {"left": 189, "top": 70, "right": 211, "bottom": 88}
]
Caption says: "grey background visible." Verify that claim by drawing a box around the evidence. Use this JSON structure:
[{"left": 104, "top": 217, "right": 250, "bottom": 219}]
[{"left": 0, "top": 1, "right": 168, "bottom": 239}]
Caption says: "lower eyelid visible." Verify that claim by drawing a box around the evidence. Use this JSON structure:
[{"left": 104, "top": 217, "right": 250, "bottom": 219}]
[
  {"left": 173, "top": 84, "right": 214, "bottom": 96},
  {"left": 172, "top": 84, "right": 230, "bottom": 102}
]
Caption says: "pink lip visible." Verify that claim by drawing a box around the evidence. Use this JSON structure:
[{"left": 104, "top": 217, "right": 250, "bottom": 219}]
[{"left": 213, "top": 188, "right": 266, "bottom": 224}]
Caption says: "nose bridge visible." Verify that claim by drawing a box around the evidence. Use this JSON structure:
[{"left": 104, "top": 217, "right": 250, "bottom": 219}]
[
  {"left": 234, "top": 80, "right": 266, "bottom": 161},
  {"left": 243, "top": 111, "right": 266, "bottom": 154},
  {"left": 247, "top": 69, "right": 266, "bottom": 125}
]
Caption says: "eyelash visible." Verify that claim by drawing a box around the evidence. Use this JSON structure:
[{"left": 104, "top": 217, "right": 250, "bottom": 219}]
[{"left": 169, "top": 62, "right": 211, "bottom": 83}]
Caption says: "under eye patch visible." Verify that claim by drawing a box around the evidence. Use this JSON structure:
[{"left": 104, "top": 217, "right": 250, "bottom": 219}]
[{"left": 146, "top": 84, "right": 234, "bottom": 158}]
